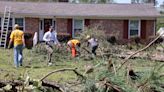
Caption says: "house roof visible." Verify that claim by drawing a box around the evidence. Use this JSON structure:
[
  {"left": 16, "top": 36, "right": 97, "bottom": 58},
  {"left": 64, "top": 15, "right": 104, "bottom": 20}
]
[{"left": 0, "top": 1, "right": 160, "bottom": 18}]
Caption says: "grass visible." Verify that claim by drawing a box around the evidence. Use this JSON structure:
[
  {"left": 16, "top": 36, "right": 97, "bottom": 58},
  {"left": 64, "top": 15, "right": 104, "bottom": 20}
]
[
  {"left": 0, "top": 45, "right": 164, "bottom": 91},
  {"left": 0, "top": 47, "right": 163, "bottom": 79},
  {"left": 0, "top": 48, "right": 100, "bottom": 82}
]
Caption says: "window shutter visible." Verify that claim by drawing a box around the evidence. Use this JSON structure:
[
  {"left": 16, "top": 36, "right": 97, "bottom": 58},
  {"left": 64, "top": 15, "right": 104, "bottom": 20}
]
[
  {"left": 67, "top": 19, "right": 72, "bottom": 38},
  {"left": 123, "top": 20, "right": 129, "bottom": 39},
  {"left": 141, "top": 20, "right": 146, "bottom": 39},
  {"left": 85, "top": 19, "right": 90, "bottom": 27}
]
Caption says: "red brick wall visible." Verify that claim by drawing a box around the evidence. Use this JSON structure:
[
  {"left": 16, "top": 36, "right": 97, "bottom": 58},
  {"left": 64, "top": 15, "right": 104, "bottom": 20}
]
[
  {"left": 56, "top": 18, "right": 68, "bottom": 33},
  {"left": 89, "top": 19, "right": 156, "bottom": 43},
  {"left": 55, "top": 18, "right": 156, "bottom": 44},
  {"left": 146, "top": 20, "right": 155, "bottom": 38},
  {"left": 90, "top": 19, "right": 124, "bottom": 40},
  {"left": 56, "top": 18, "right": 71, "bottom": 40},
  {"left": 25, "top": 17, "right": 39, "bottom": 33},
  {"left": 25, "top": 17, "right": 39, "bottom": 48}
]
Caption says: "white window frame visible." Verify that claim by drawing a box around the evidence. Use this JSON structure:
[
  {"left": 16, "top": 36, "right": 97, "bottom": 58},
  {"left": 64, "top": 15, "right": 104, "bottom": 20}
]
[
  {"left": 128, "top": 20, "right": 141, "bottom": 39},
  {"left": 72, "top": 19, "right": 84, "bottom": 38},
  {"left": 2, "top": 17, "right": 25, "bottom": 31},
  {"left": 14, "top": 17, "right": 25, "bottom": 31},
  {"left": 0, "top": 17, "right": 1, "bottom": 30}
]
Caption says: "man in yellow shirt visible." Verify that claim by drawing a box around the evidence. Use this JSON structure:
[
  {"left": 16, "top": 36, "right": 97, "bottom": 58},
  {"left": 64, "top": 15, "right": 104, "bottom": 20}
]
[
  {"left": 67, "top": 39, "right": 80, "bottom": 58},
  {"left": 8, "top": 24, "right": 25, "bottom": 68}
]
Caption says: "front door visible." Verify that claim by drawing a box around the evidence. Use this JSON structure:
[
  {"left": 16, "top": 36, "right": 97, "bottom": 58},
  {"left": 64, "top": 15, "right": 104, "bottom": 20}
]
[
  {"left": 39, "top": 19, "right": 54, "bottom": 41},
  {"left": 44, "top": 19, "right": 52, "bottom": 33}
]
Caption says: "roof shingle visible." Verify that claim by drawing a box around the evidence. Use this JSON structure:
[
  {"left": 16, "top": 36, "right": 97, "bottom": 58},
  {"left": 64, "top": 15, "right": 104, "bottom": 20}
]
[{"left": 0, "top": 1, "right": 160, "bottom": 17}]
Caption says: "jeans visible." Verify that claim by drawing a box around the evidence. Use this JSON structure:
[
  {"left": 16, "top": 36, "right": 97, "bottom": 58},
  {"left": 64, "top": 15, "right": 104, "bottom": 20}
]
[
  {"left": 14, "top": 45, "right": 23, "bottom": 67},
  {"left": 92, "top": 45, "right": 98, "bottom": 56}
]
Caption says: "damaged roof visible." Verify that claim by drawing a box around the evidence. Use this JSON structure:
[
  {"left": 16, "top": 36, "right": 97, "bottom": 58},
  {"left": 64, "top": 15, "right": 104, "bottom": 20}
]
[{"left": 0, "top": 1, "right": 160, "bottom": 17}]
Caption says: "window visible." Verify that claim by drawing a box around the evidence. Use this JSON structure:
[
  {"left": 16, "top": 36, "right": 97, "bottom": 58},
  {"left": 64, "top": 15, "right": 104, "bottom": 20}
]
[
  {"left": 8, "top": 18, "right": 13, "bottom": 31},
  {"left": 129, "top": 20, "right": 140, "bottom": 37},
  {"left": 0, "top": 18, "right": 25, "bottom": 31},
  {"left": 15, "top": 18, "right": 24, "bottom": 30},
  {"left": 73, "top": 19, "right": 84, "bottom": 37}
]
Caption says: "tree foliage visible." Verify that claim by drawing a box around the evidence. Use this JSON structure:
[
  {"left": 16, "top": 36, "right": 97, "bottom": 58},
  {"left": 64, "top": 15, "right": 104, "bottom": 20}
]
[
  {"left": 131, "top": 0, "right": 157, "bottom": 6},
  {"left": 1, "top": 0, "right": 116, "bottom": 3},
  {"left": 71, "top": 0, "right": 115, "bottom": 3}
]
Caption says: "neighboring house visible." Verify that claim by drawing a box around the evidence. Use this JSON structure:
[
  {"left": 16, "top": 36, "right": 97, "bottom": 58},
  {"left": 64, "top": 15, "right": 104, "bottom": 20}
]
[{"left": 0, "top": 1, "right": 160, "bottom": 47}]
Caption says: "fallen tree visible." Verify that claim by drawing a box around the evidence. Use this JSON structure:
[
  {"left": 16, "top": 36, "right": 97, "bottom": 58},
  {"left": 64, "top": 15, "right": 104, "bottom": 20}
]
[{"left": 117, "top": 32, "right": 164, "bottom": 71}]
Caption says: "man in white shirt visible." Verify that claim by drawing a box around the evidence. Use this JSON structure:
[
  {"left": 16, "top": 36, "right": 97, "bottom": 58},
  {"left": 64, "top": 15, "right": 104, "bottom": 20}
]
[
  {"left": 43, "top": 26, "right": 60, "bottom": 66},
  {"left": 86, "top": 35, "right": 98, "bottom": 56}
]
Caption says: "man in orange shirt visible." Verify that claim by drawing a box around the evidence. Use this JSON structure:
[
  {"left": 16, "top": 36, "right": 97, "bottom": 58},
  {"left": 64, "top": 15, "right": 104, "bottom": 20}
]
[
  {"left": 67, "top": 39, "right": 80, "bottom": 58},
  {"left": 8, "top": 24, "right": 25, "bottom": 68}
]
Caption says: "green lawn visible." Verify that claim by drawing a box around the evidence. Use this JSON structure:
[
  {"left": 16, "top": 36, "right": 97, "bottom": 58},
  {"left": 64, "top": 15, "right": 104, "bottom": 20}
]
[
  {"left": 0, "top": 46, "right": 163, "bottom": 91},
  {"left": 0, "top": 48, "right": 98, "bottom": 81}
]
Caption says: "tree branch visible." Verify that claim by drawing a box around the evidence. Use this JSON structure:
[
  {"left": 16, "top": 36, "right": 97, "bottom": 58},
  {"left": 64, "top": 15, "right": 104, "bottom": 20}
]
[
  {"left": 117, "top": 33, "right": 164, "bottom": 71},
  {"left": 40, "top": 68, "right": 85, "bottom": 82}
]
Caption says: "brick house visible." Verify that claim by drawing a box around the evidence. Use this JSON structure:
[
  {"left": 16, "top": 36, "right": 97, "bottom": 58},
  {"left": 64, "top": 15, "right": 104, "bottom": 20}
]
[{"left": 0, "top": 1, "right": 160, "bottom": 47}]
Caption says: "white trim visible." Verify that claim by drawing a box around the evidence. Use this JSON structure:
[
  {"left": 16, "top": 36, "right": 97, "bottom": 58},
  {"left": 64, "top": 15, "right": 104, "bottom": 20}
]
[
  {"left": 39, "top": 18, "right": 44, "bottom": 41},
  {"left": 0, "top": 17, "right": 1, "bottom": 30},
  {"left": 128, "top": 20, "right": 141, "bottom": 39},
  {"left": 72, "top": 19, "right": 74, "bottom": 38},
  {"left": 23, "top": 18, "right": 25, "bottom": 32},
  {"left": 0, "top": 12, "right": 158, "bottom": 19},
  {"left": 72, "top": 18, "right": 84, "bottom": 38},
  {"left": 14, "top": 17, "right": 25, "bottom": 31}
]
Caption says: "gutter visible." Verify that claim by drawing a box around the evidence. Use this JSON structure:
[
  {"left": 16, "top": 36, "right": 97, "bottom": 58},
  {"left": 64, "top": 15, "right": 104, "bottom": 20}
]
[{"left": 0, "top": 12, "right": 160, "bottom": 19}]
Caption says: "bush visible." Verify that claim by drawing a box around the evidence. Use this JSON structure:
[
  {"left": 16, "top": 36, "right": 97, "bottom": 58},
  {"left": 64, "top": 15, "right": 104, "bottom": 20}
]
[{"left": 107, "top": 36, "right": 117, "bottom": 45}]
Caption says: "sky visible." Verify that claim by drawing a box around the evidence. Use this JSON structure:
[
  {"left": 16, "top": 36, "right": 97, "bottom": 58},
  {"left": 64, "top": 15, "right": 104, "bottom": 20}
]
[{"left": 116, "top": 0, "right": 163, "bottom": 6}]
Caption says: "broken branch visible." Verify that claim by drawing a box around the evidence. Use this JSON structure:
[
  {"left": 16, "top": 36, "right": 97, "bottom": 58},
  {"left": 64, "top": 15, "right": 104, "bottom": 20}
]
[
  {"left": 117, "top": 33, "right": 164, "bottom": 71},
  {"left": 40, "top": 68, "right": 85, "bottom": 82},
  {"left": 105, "top": 83, "right": 122, "bottom": 92}
]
